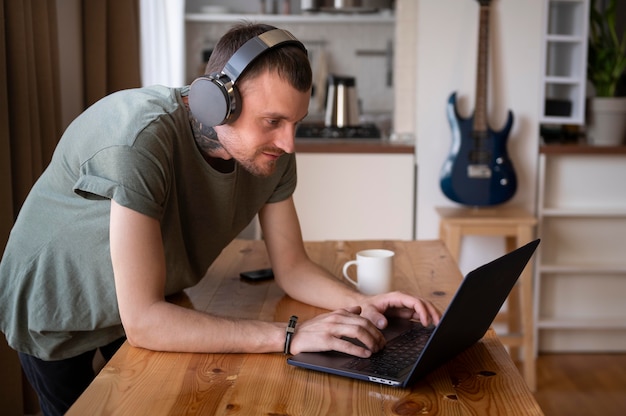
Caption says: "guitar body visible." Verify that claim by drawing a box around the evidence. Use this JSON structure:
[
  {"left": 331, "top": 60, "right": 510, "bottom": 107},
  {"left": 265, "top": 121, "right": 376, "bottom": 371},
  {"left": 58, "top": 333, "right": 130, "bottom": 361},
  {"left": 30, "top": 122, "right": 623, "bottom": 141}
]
[
  {"left": 440, "top": 92, "right": 517, "bottom": 206},
  {"left": 440, "top": 0, "right": 517, "bottom": 207}
]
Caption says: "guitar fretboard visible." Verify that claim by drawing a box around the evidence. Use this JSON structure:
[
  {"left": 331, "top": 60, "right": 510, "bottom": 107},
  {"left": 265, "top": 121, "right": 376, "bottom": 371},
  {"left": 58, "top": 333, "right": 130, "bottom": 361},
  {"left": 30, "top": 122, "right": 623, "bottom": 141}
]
[{"left": 474, "top": 2, "right": 490, "bottom": 134}]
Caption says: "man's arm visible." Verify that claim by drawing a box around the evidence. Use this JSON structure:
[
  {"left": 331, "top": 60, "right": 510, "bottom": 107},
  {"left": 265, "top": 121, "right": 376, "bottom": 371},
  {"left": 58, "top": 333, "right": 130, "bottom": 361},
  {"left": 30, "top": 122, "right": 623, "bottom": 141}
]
[
  {"left": 109, "top": 199, "right": 286, "bottom": 353},
  {"left": 258, "top": 196, "right": 366, "bottom": 310},
  {"left": 259, "top": 197, "right": 441, "bottom": 346},
  {"left": 109, "top": 199, "right": 383, "bottom": 357}
]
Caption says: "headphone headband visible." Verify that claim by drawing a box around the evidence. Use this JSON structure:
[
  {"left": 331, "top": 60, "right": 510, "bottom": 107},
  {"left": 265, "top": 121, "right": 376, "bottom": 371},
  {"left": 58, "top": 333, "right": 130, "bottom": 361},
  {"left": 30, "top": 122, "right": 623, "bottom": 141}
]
[
  {"left": 222, "top": 29, "right": 306, "bottom": 81},
  {"left": 189, "top": 29, "right": 307, "bottom": 127}
]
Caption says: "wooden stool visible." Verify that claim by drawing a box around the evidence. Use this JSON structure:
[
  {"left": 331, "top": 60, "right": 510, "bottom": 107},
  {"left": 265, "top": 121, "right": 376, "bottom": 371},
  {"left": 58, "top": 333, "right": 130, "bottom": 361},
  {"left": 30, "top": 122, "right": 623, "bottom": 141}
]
[{"left": 436, "top": 206, "right": 538, "bottom": 391}]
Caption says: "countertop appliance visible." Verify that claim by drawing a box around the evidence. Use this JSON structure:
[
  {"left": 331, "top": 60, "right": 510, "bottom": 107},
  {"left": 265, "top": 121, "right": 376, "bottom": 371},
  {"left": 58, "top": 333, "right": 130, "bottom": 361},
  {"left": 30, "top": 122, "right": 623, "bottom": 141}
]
[
  {"left": 297, "top": 74, "right": 381, "bottom": 139},
  {"left": 324, "top": 74, "right": 360, "bottom": 128}
]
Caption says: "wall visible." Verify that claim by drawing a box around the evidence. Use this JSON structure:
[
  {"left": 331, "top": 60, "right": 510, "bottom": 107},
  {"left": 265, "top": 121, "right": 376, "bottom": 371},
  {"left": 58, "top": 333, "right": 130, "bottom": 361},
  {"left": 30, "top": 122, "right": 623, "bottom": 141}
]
[{"left": 396, "top": 0, "right": 543, "bottom": 275}]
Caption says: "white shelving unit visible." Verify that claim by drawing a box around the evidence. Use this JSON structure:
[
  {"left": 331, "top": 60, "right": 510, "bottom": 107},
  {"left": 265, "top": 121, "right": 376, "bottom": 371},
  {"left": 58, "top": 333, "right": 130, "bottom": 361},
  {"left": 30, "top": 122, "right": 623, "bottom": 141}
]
[
  {"left": 539, "top": 0, "right": 589, "bottom": 125},
  {"left": 534, "top": 145, "right": 626, "bottom": 353}
]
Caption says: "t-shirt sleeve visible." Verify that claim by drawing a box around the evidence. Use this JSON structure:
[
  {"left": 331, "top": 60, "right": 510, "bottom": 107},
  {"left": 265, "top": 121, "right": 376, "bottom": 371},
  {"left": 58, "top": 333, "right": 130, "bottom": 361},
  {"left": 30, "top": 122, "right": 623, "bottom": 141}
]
[{"left": 73, "top": 145, "right": 168, "bottom": 219}]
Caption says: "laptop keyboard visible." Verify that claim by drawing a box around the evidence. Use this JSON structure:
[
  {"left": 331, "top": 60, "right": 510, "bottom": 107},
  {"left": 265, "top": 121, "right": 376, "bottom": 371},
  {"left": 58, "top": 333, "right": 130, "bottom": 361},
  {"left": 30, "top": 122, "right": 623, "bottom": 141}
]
[{"left": 342, "top": 323, "right": 434, "bottom": 378}]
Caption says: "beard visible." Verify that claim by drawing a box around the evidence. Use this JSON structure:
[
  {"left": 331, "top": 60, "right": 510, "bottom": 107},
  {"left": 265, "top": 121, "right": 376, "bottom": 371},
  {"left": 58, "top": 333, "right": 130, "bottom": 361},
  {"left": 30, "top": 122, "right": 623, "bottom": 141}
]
[
  {"left": 235, "top": 146, "right": 285, "bottom": 177},
  {"left": 213, "top": 124, "right": 286, "bottom": 177}
]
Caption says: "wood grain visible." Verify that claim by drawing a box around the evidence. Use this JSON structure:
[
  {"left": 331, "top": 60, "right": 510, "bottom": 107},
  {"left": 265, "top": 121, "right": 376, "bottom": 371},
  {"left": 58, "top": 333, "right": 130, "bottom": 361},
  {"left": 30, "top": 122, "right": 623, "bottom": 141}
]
[
  {"left": 67, "top": 239, "right": 543, "bottom": 415},
  {"left": 534, "top": 353, "right": 626, "bottom": 416}
]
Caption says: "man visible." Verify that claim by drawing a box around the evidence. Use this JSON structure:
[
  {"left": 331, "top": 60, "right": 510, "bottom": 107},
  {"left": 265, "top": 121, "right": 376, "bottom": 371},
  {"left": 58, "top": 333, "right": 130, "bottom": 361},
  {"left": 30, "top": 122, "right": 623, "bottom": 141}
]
[{"left": 0, "top": 23, "right": 440, "bottom": 415}]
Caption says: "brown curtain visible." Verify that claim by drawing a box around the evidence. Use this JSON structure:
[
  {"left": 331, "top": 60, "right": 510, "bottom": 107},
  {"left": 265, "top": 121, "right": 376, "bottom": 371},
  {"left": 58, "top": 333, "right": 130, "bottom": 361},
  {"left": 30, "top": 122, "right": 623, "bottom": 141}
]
[
  {"left": 1, "top": 5, "right": 60, "bottom": 415},
  {"left": 0, "top": 1, "right": 140, "bottom": 414},
  {"left": 83, "top": 0, "right": 142, "bottom": 106},
  {"left": 1, "top": 0, "right": 140, "bottom": 250},
  {"left": 1, "top": 0, "right": 62, "bottom": 255}
]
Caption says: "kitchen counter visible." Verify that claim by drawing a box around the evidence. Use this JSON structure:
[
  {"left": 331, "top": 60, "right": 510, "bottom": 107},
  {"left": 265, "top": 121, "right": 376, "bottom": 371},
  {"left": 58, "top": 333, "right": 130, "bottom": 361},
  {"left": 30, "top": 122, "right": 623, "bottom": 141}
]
[
  {"left": 539, "top": 144, "right": 626, "bottom": 154},
  {"left": 295, "top": 138, "right": 414, "bottom": 154}
]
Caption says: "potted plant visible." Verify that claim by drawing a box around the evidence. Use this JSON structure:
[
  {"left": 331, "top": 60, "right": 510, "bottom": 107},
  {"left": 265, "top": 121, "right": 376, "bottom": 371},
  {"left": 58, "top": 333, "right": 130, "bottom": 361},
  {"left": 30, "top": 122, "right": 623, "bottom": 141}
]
[{"left": 586, "top": 0, "right": 626, "bottom": 145}]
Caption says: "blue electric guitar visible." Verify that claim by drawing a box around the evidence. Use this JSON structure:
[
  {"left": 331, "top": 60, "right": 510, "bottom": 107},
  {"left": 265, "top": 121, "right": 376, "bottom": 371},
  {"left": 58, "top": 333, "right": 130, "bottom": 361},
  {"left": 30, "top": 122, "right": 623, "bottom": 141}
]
[{"left": 440, "top": 0, "right": 517, "bottom": 206}]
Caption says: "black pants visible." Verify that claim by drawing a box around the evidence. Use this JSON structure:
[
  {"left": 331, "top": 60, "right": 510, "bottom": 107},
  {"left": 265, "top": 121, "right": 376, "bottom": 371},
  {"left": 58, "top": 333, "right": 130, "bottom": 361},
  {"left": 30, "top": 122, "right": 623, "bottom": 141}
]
[{"left": 18, "top": 337, "right": 126, "bottom": 416}]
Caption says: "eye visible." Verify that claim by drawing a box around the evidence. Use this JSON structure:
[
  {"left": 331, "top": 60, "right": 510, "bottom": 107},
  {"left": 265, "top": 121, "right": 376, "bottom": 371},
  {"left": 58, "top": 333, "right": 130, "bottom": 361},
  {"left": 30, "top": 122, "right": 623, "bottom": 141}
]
[{"left": 266, "top": 119, "right": 280, "bottom": 127}]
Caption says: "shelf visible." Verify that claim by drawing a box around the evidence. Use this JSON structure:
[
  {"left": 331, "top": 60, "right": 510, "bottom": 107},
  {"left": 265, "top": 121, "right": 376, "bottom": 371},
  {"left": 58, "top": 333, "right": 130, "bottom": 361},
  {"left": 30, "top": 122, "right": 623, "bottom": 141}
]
[
  {"left": 185, "top": 12, "right": 395, "bottom": 24},
  {"left": 540, "top": 144, "right": 626, "bottom": 154},
  {"left": 539, "top": 264, "right": 626, "bottom": 274},
  {"left": 543, "top": 75, "right": 581, "bottom": 84},
  {"left": 534, "top": 147, "right": 626, "bottom": 352},
  {"left": 537, "top": 318, "right": 626, "bottom": 330},
  {"left": 547, "top": 0, "right": 587, "bottom": 37},
  {"left": 545, "top": 34, "right": 585, "bottom": 42},
  {"left": 540, "top": 115, "right": 581, "bottom": 124},
  {"left": 539, "top": 0, "right": 589, "bottom": 125},
  {"left": 540, "top": 208, "right": 626, "bottom": 217}
]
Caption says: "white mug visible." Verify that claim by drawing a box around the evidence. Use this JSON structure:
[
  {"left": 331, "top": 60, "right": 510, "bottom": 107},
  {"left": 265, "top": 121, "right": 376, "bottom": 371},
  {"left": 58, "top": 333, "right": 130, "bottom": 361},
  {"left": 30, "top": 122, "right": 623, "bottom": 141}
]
[{"left": 342, "top": 249, "right": 394, "bottom": 295}]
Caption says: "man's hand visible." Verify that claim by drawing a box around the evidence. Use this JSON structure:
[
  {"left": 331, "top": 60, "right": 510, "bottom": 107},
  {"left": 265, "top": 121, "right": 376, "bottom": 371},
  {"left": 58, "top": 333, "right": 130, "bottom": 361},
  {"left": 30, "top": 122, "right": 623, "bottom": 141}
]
[
  {"left": 288, "top": 306, "right": 386, "bottom": 358},
  {"left": 357, "top": 291, "right": 442, "bottom": 330},
  {"left": 287, "top": 292, "right": 440, "bottom": 358}
]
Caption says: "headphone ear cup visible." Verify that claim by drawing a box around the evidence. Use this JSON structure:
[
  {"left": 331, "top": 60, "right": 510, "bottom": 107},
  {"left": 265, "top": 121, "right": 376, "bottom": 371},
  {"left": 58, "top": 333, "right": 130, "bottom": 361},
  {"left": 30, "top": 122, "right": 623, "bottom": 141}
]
[
  {"left": 188, "top": 29, "right": 305, "bottom": 127},
  {"left": 189, "top": 74, "right": 237, "bottom": 127}
]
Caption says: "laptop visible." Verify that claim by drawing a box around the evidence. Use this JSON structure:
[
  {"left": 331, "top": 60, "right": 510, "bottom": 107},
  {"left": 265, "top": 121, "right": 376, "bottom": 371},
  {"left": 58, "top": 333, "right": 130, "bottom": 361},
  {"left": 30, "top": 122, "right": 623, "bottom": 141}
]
[{"left": 287, "top": 239, "right": 540, "bottom": 387}]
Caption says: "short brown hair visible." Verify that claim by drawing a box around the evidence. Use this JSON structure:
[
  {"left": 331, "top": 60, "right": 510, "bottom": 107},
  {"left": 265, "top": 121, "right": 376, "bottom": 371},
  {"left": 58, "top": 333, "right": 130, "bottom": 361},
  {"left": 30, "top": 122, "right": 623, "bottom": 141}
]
[{"left": 205, "top": 22, "right": 312, "bottom": 93}]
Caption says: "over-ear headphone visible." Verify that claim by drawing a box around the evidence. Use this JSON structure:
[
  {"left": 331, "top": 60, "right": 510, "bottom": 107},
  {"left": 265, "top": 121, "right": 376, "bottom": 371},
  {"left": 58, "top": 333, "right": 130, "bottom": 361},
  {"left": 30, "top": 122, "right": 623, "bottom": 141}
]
[{"left": 188, "top": 29, "right": 307, "bottom": 127}]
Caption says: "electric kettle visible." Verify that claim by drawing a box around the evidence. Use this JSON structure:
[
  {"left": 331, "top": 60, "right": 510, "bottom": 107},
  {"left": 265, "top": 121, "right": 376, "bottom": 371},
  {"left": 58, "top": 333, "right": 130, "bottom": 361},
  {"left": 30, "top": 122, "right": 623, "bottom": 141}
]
[{"left": 324, "top": 74, "right": 360, "bottom": 128}]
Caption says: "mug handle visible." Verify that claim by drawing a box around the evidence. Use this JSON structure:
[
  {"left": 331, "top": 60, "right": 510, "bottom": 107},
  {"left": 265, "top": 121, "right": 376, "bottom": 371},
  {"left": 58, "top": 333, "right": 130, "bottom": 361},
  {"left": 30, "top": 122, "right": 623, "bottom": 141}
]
[{"left": 342, "top": 260, "right": 358, "bottom": 287}]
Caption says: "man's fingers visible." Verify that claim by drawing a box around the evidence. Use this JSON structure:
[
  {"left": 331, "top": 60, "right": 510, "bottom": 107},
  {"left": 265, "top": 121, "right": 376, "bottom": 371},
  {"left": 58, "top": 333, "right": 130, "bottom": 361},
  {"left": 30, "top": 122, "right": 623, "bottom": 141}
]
[{"left": 290, "top": 309, "right": 385, "bottom": 356}]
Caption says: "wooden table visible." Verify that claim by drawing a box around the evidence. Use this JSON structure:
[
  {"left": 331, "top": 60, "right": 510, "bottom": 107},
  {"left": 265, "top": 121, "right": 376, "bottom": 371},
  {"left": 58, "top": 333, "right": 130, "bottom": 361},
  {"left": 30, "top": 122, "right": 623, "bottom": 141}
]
[{"left": 67, "top": 240, "right": 543, "bottom": 415}]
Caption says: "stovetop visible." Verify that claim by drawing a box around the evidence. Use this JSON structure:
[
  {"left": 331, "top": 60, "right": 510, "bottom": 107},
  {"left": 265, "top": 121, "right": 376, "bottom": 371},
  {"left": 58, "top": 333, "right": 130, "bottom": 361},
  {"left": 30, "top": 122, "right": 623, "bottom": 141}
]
[{"left": 296, "top": 123, "right": 381, "bottom": 139}]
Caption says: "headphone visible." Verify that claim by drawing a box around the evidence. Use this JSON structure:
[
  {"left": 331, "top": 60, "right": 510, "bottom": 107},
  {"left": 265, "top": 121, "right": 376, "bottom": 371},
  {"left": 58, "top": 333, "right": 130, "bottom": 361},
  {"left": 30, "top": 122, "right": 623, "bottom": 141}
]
[{"left": 188, "top": 29, "right": 307, "bottom": 127}]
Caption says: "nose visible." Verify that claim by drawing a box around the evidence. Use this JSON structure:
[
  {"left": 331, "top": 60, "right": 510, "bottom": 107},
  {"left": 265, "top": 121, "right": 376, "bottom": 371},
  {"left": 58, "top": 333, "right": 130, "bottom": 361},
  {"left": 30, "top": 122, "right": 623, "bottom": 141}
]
[{"left": 274, "top": 124, "right": 297, "bottom": 154}]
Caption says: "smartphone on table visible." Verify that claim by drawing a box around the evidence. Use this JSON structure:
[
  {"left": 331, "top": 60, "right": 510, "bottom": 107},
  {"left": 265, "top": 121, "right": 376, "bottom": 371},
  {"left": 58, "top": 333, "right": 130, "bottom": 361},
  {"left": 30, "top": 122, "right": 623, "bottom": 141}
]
[{"left": 240, "top": 268, "right": 274, "bottom": 282}]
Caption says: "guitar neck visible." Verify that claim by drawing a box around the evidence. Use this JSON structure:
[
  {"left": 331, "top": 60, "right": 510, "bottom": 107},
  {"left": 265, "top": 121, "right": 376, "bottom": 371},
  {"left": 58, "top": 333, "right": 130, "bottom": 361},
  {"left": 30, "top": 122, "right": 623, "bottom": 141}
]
[{"left": 474, "top": 2, "right": 490, "bottom": 133}]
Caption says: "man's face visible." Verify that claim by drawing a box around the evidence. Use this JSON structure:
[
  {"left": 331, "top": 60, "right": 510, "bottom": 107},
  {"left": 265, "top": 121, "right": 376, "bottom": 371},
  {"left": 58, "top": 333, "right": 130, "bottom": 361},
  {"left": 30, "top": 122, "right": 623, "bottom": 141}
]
[{"left": 213, "top": 70, "right": 311, "bottom": 177}]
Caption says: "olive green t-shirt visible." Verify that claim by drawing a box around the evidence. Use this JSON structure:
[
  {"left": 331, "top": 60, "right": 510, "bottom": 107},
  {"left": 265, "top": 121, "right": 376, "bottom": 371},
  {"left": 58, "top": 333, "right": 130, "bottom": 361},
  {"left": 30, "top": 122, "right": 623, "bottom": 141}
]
[{"left": 0, "top": 85, "right": 296, "bottom": 360}]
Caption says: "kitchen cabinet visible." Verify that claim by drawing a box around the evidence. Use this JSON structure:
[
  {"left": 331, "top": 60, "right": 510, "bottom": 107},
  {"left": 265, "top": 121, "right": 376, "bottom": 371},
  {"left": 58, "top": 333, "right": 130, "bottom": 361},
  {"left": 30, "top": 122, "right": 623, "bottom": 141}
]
[
  {"left": 534, "top": 145, "right": 626, "bottom": 352},
  {"left": 539, "top": 0, "right": 589, "bottom": 125},
  {"left": 293, "top": 141, "right": 415, "bottom": 241}
]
